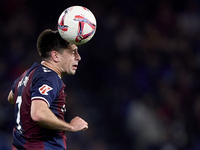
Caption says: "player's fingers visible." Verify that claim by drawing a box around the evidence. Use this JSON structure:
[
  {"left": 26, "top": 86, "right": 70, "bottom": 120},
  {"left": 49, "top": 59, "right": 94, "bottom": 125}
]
[
  {"left": 82, "top": 121, "right": 88, "bottom": 130},
  {"left": 83, "top": 120, "right": 88, "bottom": 125},
  {"left": 83, "top": 125, "right": 88, "bottom": 130}
]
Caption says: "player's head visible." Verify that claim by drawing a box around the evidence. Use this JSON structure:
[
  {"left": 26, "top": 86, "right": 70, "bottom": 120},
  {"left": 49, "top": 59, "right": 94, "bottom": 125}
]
[
  {"left": 37, "top": 29, "right": 81, "bottom": 76},
  {"left": 37, "top": 29, "right": 70, "bottom": 59}
]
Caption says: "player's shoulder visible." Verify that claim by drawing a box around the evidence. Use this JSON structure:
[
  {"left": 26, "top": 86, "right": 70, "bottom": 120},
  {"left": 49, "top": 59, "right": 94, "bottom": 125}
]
[{"left": 32, "top": 63, "right": 62, "bottom": 84}]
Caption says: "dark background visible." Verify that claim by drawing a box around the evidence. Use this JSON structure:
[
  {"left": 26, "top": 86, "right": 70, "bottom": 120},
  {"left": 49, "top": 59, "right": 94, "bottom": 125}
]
[{"left": 1, "top": 0, "right": 200, "bottom": 149}]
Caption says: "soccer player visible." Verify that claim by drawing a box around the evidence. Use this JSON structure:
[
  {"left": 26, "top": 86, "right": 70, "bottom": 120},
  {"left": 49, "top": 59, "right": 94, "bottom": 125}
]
[{"left": 7, "top": 29, "right": 88, "bottom": 150}]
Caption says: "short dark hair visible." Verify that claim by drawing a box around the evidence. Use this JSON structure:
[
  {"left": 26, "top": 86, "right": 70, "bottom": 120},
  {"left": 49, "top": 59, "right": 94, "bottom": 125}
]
[{"left": 37, "top": 29, "right": 70, "bottom": 58}]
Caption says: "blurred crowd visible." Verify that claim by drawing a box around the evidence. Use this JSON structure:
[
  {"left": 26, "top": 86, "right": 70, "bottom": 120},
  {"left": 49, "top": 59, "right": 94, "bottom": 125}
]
[{"left": 1, "top": 0, "right": 200, "bottom": 149}]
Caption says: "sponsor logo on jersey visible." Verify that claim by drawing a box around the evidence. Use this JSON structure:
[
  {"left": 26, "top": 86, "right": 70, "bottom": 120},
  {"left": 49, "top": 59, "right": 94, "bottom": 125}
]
[{"left": 39, "top": 84, "right": 53, "bottom": 95}]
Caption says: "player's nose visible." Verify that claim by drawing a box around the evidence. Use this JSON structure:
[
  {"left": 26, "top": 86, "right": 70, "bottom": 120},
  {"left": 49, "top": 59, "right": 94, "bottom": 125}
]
[{"left": 76, "top": 52, "right": 81, "bottom": 61}]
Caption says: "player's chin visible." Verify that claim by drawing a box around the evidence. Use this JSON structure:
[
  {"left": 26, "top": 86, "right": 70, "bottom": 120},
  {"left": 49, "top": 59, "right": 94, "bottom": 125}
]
[
  {"left": 69, "top": 70, "right": 76, "bottom": 75},
  {"left": 64, "top": 70, "right": 76, "bottom": 76}
]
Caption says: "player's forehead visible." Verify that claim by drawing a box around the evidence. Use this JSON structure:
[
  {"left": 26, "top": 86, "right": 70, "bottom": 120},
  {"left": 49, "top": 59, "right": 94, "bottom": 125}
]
[{"left": 67, "top": 43, "right": 78, "bottom": 51}]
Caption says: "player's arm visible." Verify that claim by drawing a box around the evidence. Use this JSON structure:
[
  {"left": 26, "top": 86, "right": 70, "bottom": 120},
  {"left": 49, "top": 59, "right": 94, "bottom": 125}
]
[
  {"left": 31, "top": 100, "right": 88, "bottom": 132},
  {"left": 7, "top": 90, "right": 15, "bottom": 104}
]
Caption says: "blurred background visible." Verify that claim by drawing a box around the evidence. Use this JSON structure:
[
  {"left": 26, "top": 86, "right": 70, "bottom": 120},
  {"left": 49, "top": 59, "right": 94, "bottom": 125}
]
[{"left": 1, "top": 0, "right": 200, "bottom": 149}]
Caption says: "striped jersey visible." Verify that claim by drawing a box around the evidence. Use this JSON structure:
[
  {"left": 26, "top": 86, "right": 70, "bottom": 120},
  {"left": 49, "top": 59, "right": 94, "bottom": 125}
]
[{"left": 11, "top": 63, "right": 67, "bottom": 150}]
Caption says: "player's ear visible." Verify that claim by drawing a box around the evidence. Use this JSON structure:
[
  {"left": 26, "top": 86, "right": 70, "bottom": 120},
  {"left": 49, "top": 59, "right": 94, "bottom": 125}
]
[{"left": 51, "top": 51, "right": 59, "bottom": 62}]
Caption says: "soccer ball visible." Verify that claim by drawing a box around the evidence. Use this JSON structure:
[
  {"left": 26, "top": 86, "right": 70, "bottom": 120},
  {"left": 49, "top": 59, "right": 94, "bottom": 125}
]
[{"left": 58, "top": 6, "right": 97, "bottom": 45}]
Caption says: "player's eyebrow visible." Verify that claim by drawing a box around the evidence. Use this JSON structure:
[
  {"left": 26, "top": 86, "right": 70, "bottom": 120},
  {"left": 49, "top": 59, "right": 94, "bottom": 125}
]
[{"left": 72, "top": 47, "right": 78, "bottom": 51}]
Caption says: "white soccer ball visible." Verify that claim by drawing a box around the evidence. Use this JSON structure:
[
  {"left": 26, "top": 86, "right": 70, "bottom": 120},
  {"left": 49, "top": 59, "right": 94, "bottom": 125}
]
[{"left": 58, "top": 6, "right": 97, "bottom": 45}]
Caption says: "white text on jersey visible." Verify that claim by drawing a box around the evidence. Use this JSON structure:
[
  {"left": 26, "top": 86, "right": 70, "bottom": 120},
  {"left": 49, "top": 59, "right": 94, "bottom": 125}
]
[{"left": 18, "top": 76, "right": 29, "bottom": 88}]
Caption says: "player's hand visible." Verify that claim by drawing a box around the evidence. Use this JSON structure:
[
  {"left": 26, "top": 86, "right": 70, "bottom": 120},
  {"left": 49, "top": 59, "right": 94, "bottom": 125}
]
[{"left": 69, "top": 116, "right": 88, "bottom": 132}]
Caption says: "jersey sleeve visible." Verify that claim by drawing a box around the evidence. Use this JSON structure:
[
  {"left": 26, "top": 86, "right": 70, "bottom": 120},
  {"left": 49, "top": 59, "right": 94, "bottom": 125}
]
[{"left": 30, "top": 71, "right": 60, "bottom": 107}]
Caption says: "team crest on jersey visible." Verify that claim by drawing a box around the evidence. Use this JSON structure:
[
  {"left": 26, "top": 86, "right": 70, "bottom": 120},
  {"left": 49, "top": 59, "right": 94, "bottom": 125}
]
[{"left": 39, "top": 84, "right": 53, "bottom": 95}]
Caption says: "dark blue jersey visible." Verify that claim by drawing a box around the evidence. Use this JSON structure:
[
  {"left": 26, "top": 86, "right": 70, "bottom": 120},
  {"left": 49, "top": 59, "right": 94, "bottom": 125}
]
[{"left": 11, "top": 63, "right": 67, "bottom": 150}]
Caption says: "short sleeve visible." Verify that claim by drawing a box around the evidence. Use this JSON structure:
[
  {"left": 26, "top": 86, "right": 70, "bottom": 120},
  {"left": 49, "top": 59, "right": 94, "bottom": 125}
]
[{"left": 30, "top": 71, "right": 60, "bottom": 107}]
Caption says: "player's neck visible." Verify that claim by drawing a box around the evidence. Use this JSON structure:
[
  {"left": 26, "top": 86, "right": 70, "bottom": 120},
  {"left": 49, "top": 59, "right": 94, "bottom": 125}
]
[{"left": 41, "top": 61, "right": 62, "bottom": 78}]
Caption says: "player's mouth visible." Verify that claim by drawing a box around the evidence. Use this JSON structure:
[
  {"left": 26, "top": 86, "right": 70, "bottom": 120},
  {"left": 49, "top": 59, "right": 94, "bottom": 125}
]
[{"left": 72, "top": 64, "right": 78, "bottom": 70}]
